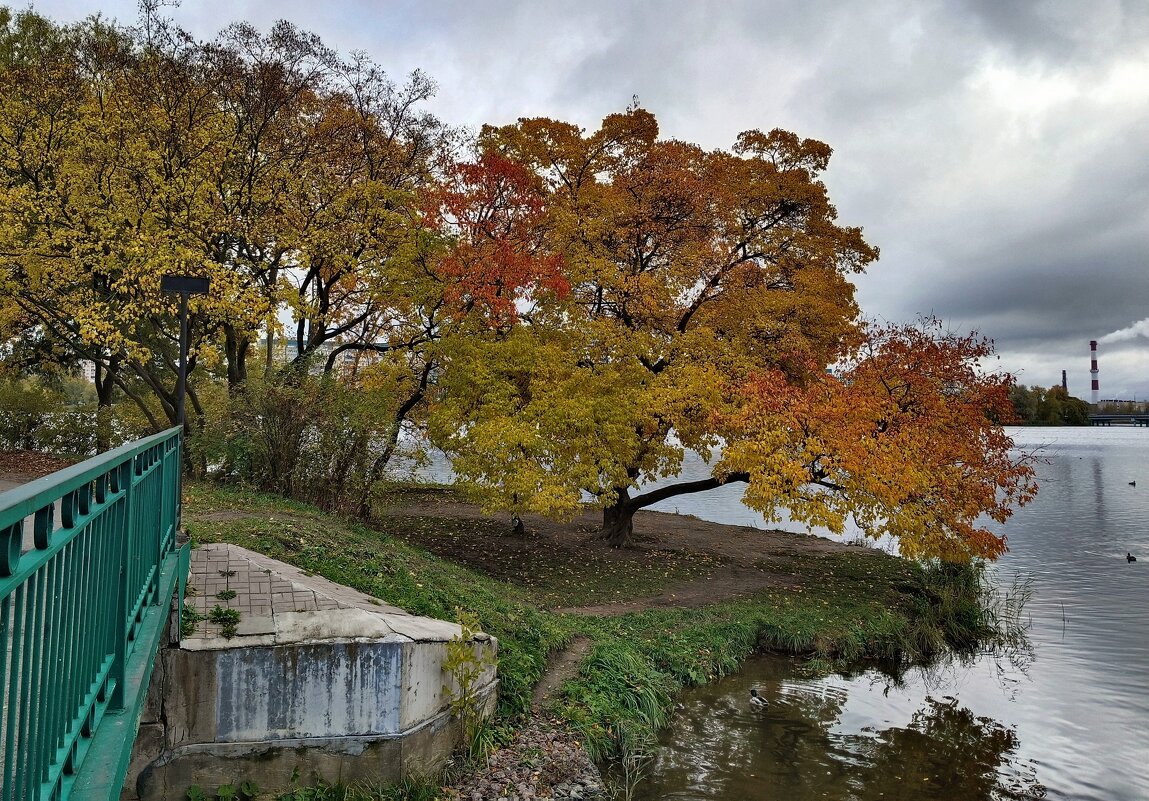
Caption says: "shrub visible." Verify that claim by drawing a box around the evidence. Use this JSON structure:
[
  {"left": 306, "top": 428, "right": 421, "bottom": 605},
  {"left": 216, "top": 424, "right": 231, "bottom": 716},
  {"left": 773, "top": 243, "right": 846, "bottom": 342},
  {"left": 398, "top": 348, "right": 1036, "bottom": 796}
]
[
  {"left": 192, "top": 371, "right": 419, "bottom": 514},
  {"left": 0, "top": 378, "right": 64, "bottom": 451}
]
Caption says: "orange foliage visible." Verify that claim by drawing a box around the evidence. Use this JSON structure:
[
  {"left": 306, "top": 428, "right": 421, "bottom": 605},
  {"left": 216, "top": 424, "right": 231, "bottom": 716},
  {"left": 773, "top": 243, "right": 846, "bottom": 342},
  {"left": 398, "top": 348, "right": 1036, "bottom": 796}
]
[
  {"left": 426, "top": 109, "right": 1035, "bottom": 561},
  {"left": 423, "top": 152, "right": 568, "bottom": 325},
  {"left": 718, "top": 319, "right": 1038, "bottom": 561}
]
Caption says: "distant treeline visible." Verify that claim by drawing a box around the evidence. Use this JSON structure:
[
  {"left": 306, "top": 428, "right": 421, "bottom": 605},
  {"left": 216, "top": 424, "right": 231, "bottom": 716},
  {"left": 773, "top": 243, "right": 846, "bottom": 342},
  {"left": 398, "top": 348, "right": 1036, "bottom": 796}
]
[
  {"left": 1009, "top": 386, "right": 1149, "bottom": 425},
  {"left": 1009, "top": 385, "right": 1090, "bottom": 425}
]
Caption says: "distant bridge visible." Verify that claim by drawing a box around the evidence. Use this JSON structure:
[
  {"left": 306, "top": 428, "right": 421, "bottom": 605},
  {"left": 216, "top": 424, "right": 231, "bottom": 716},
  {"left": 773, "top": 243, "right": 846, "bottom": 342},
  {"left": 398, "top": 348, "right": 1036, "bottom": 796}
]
[
  {"left": 1088, "top": 414, "right": 1149, "bottom": 427},
  {"left": 0, "top": 429, "right": 188, "bottom": 801}
]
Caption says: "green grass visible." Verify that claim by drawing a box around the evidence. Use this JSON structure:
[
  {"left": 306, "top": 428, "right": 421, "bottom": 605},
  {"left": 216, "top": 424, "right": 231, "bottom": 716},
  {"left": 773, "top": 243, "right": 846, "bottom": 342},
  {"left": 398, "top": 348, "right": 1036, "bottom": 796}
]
[{"left": 184, "top": 481, "right": 1012, "bottom": 766}]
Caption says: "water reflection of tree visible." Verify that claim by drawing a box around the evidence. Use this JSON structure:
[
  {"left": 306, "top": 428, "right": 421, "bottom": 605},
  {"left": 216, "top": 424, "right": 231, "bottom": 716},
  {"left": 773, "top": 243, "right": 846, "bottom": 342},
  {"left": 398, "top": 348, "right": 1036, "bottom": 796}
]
[
  {"left": 644, "top": 686, "right": 1044, "bottom": 800},
  {"left": 646, "top": 670, "right": 855, "bottom": 798},
  {"left": 845, "top": 696, "right": 1045, "bottom": 800}
]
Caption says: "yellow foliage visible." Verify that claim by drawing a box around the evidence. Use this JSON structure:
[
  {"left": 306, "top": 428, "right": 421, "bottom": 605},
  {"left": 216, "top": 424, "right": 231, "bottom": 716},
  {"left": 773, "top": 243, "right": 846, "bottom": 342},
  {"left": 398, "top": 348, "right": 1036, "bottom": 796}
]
[{"left": 431, "top": 107, "right": 880, "bottom": 532}]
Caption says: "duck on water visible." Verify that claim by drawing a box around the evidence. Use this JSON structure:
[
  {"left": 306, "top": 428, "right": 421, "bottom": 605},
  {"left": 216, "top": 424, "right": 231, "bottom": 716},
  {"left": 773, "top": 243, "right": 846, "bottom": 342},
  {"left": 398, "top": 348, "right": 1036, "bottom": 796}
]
[{"left": 750, "top": 688, "right": 768, "bottom": 708}]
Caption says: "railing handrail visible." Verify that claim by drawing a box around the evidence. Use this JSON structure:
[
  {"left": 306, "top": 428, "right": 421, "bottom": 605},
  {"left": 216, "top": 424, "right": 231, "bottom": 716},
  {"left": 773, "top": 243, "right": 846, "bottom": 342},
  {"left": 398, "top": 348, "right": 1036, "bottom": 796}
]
[
  {"left": 0, "top": 426, "right": 180, "bottom": 525},
  {"left": 0, "top": 427, "right": 188, "bottom": 801},
  {"left": 0, "top": 427, "right": 182, "bottom": 591}
]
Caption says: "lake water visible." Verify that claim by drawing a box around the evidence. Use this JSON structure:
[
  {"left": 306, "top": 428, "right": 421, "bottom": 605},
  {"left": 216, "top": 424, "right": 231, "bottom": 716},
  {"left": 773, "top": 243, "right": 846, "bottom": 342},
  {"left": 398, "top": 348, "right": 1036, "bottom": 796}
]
[{"left": 632, "top": 427, "right": 1149, "bottom": 800}]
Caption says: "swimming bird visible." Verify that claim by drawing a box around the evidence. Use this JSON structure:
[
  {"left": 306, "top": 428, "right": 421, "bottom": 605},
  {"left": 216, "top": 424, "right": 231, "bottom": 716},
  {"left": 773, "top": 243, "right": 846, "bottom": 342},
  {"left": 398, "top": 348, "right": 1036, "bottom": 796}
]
[
  {"left": 1130, "top": 481, "right": 1137, "bottom": 487},
  {"left": 750, "top": 688, "right": 768, "bottom": 708},
  {"left": 1128, "top": 553, "right": 1137, "bottom": 562}
]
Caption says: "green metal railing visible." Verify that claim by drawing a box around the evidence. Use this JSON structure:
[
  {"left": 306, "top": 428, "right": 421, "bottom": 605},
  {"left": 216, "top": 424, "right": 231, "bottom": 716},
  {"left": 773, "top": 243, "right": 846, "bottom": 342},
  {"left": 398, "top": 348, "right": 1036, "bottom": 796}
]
[{"left": 0, "top": 428, "right": 189, "bottom": 801}]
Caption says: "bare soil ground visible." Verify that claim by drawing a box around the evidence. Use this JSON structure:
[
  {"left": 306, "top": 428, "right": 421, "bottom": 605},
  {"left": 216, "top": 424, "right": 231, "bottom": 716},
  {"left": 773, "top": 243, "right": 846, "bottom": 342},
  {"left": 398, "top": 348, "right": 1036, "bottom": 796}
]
[
  {"left": 374, "top": 489, "right": 869, "bottom": 615},
  {"left": 0, "top": 450, "right": 78, "bottom": 480}
]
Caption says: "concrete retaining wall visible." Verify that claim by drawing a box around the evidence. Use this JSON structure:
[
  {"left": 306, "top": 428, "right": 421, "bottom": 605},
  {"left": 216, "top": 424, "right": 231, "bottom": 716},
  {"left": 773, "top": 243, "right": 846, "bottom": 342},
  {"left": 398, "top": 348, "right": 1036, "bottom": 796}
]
[{"left": 124, "top": 544, "right": 498, "bottom": 799}]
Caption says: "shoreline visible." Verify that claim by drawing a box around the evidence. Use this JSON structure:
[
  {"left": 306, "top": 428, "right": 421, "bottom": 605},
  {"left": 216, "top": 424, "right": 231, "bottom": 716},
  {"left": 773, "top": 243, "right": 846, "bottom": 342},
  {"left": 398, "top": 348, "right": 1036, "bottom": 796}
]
[{"left": 0, "top": 475, "right": 1006, "bottom": 799}]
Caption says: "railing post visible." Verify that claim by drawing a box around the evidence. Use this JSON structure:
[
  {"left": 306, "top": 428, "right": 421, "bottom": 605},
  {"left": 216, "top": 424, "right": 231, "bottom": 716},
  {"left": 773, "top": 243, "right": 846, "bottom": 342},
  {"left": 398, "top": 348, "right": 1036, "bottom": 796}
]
[
  {"left": 173, "top": 429, "right": 184, "bottom": 544},
  {"left": 110, "top": 460, "right": 133, "bottom": 712}
]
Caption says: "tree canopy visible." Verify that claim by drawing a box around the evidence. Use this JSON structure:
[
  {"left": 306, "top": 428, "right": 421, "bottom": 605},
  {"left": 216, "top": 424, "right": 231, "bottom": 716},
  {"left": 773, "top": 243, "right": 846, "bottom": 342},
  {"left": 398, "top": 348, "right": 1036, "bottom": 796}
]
[
  {"left": 0, "top": 7, "right": 1037, "bottom": 561},
  {"left": 1009, "top": 384, "right": 1090, "bottom": 425},
  {"left": 717, "top": 320, "right": 1036, "bottom": 560},
  {"left": 429, "top": 113, "right": 875, "bottom": 524},
  {"left": 0, "top": 7, "right": 448, "bottom": 436},
  {"left": 426, "top": 113, "right": 1034, "bottom": 558}
]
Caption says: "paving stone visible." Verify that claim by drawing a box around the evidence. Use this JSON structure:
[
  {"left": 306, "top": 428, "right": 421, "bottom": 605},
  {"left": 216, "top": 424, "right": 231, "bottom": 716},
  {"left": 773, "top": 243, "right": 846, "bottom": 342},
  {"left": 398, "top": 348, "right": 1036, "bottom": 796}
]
[{"left": 182, "top": 543, "right": 471, "bottom": 649}]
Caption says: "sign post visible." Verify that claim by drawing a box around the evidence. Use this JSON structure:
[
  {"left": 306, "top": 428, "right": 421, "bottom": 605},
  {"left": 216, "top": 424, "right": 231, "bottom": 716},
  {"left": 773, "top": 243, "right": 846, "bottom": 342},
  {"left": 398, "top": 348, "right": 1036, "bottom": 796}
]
[{"left": 160, "top": 275, "right": 210, "bottom": 426}]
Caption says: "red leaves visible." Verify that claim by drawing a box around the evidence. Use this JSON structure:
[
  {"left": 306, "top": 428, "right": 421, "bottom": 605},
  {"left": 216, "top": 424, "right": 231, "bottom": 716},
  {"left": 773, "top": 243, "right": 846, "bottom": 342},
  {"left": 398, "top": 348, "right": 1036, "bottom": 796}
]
[{"left": 423, "top": 152, "right": 568, "bottom": 325}]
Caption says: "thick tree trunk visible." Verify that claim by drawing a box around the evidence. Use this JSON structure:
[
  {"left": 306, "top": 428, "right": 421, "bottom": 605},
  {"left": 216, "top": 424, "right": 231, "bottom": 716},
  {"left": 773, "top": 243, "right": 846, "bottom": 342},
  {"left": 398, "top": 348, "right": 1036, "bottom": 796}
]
[
  {"left": 602, "top": 486, "right": 637, "bottom": 547},
  {"left": 224, "top": 324, "right": 248, "bottom": 391},
  {"left": 603, "top": 500, "right": 637, "bottom": 547}
]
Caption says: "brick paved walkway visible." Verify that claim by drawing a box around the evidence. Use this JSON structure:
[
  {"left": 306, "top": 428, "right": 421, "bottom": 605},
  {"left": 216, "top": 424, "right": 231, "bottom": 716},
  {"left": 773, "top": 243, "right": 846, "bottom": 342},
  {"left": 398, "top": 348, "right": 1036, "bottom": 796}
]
[
  {"left": 2, "top": 471, "right": 465, "bottom": 647},
  {"left": 183, "top": 543, "right": 458, "bottom": 646}
]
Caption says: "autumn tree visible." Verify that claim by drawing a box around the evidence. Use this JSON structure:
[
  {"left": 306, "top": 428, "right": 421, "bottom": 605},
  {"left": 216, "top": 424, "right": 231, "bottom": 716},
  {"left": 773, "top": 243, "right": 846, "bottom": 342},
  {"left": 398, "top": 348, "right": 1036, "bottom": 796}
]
[
  {"left": 429, "top": 109, "right": 874, "bottom": 543},
  {"left": 427, "top": 110, "right": 1035, "bottom": 559},
  {"left": 1, "top": 8, "right": 449, "bottom": 459},
  {"left": 420, "top": 151, "right": 568, "bottom": 326},
  {"left": 0, "top": 10, "right": 261, "bottom": 437},
  {"left": 1, "top": 12, "right": 1037, "bottom": 554},
  {"left": 198, "top": 22, "right": 450, "bottom": 384}
]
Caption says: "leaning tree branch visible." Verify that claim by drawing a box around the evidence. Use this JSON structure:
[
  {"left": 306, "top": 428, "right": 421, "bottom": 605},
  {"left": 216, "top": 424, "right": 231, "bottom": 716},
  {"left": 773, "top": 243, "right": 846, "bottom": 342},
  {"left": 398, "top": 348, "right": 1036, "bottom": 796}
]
[{"left": 627, "top": 471, "right": 752, "bottom": 511}]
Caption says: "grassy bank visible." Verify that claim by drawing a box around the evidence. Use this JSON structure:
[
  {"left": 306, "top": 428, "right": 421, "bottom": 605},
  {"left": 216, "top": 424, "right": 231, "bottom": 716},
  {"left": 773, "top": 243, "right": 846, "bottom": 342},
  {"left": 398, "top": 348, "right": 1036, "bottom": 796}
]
[{"left": 184, "top": 482, "right": 1009, "bottom": 770}]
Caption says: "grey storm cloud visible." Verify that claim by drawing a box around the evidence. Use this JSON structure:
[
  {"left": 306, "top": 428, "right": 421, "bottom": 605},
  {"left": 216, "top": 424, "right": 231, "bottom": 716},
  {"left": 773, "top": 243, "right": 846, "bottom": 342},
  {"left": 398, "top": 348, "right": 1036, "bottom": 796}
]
[
  {"left": 958, "top": 0, "right": 1149, "bottom": 65},
  {"left": 23, "top": 0, "right": 1149, "bottom": 398}
]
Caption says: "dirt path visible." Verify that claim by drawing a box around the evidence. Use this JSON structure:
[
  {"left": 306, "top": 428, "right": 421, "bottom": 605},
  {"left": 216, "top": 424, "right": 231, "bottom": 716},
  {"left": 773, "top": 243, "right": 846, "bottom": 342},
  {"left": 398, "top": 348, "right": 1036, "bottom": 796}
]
[{"left": 531, "top": 636, "right": 594, "bottom": 708}]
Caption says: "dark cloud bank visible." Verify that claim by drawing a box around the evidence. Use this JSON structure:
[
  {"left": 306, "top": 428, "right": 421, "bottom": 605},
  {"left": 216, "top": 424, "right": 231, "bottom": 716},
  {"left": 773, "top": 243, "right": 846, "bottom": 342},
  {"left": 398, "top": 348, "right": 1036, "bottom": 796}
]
[{"left": 29, "top": 0, "right": 1149, "bottom": 397}]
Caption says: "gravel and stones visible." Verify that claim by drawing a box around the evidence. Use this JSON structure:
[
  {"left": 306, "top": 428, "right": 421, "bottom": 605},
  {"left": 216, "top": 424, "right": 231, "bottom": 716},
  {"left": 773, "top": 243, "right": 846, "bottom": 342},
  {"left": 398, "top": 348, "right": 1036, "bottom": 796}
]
[{"left": 442, "top": 716, "right": 608, "bottom": 801}]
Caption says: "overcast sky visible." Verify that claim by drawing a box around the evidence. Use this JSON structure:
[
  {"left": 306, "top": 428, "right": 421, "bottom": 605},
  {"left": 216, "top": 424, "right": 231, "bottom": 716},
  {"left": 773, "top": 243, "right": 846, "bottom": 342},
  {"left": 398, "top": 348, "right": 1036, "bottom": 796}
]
[{"left": 26, "top": 0, "right": 1149, "bottom": 400}]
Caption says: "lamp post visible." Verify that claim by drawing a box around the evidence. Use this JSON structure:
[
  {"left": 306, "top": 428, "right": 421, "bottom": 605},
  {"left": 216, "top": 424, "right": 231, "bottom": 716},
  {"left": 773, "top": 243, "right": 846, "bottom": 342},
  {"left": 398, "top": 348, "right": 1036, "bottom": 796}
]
[{"left": 160, "top": 275, "right": 210, "bottom": 426}]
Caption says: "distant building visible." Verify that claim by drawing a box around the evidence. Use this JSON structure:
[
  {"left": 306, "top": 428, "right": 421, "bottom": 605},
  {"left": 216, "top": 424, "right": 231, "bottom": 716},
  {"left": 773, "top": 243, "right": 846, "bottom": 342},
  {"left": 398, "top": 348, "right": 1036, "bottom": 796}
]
[{"left": 279, "top": 338, "right": 390, "bottom": 378}]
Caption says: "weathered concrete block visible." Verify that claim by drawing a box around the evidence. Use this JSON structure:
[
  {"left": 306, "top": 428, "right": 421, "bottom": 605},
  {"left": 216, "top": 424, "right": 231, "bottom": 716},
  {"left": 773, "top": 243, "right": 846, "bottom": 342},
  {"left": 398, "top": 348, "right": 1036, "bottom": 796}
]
[
  {"left": 214, "top": 640, "right": 404, "bottom": 741},
  {"left": 124, "top": 544, "right": 499, "bottom": 800}
]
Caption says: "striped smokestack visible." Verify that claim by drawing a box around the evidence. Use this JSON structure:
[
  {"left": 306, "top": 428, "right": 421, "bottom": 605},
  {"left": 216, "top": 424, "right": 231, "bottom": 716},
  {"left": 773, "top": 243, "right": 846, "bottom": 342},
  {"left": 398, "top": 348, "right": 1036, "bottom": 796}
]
[{"left": 1090, "top": 340, "right": 1099, "bottom": 405}]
